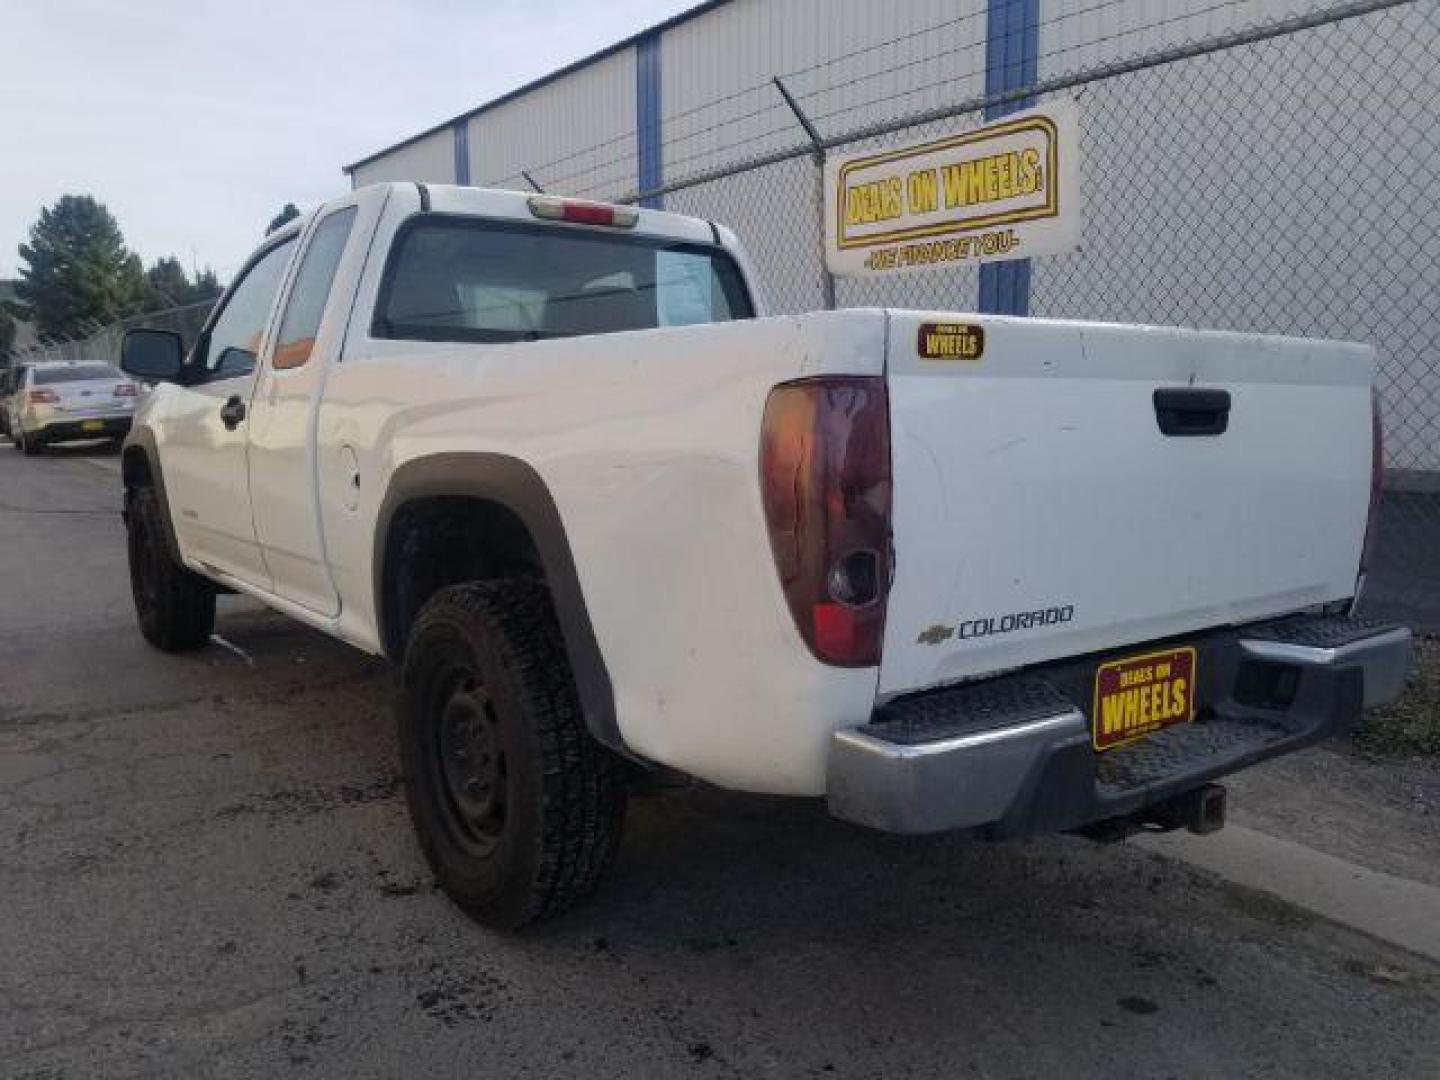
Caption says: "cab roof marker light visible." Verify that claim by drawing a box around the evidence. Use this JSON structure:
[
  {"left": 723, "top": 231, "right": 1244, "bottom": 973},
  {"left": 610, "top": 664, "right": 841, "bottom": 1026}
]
[{"left": 527, "top": 196, "right": 639, "bottom": 229}]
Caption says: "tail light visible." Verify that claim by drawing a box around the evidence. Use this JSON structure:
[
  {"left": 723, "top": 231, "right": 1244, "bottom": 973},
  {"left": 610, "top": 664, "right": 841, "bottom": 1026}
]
[
  {"left": 27, "top": 389, "right": 59, "bottom": 404},
  {"left": 760, "top": 376, "right": 892, "bottom": 666},
  {"left": 1358, "top": 386, "right": 1384, "bottom": 580},
  {"left": 527, "top": 195, "right": 639, "bottom": 228},
  {"left": 114, "top": 383, "right": 138, "bottom": 397}
]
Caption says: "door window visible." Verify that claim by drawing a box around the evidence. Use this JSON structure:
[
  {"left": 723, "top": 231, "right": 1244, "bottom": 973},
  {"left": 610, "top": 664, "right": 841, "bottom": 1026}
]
[
  {"left": 201, "top": 238, "right": 296, "bottom": 381},
  {"left": 273, "top": 208, "right": 357, "bottom": 370}
]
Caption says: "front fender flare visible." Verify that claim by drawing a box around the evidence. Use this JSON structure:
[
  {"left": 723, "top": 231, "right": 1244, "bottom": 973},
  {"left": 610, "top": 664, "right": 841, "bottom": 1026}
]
[{"left": 121, "top": 426, "right": 184, "bottom": 564}]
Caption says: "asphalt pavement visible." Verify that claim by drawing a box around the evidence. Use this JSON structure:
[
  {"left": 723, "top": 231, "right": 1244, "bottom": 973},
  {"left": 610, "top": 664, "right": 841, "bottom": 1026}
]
[{"left": 2, "top": 441, "right": 1437, "bottom": 1079}]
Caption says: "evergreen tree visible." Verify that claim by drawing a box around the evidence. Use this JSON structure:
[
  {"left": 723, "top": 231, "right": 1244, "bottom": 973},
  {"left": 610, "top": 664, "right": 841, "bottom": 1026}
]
[
  {"left": 192, "top": 267, "right": 224, "bottom": 302},
  {"left": 144, "top": 255, "right": 193, "bottom": 309},
  {"left": 14, "top": 195, "right": 145, "bottom": 339},
  {"left": 267, "top": 203, "right": 301, "bottom": 235}
]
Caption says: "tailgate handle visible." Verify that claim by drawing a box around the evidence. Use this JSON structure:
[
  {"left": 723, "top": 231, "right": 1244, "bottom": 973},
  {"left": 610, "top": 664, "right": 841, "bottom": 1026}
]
[{"left": 1153, "top": 388, "right": 1230, "bottom": 436}]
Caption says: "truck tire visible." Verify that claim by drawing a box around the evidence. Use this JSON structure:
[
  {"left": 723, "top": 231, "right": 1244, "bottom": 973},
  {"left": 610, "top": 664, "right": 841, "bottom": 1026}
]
[
  {"left": 126, "top": 485, "right": 216, "bottom": 651},
  {"left": 400, "top": 580, "right": 626, "bottom": 929}
]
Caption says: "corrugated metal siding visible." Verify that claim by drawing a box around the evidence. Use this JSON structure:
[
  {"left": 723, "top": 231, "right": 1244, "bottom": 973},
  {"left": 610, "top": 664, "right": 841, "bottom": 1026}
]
[
  {"left": 467, "top": 47, "right": 637, "bottom": 198},
  {"left": 1031, "top": 0, "right": 1440, "bottom": 471},
  {"left": 339, "top": 0, "right": 1436, "bottom": 474},
  {"left": 1037, "top": 0, "right": 1330, "bottom": 79},
  {"left": 660, "top": 0, "right": 989, "bottom": 182},
  {"left": 350, "top": 128, "right": 454, "bottom": 189}
]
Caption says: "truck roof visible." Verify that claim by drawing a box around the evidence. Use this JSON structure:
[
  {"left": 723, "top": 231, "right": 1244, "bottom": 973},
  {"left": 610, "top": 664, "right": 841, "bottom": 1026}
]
[{"left": 358, "top": 182, "right": 720, "bottom": 248}]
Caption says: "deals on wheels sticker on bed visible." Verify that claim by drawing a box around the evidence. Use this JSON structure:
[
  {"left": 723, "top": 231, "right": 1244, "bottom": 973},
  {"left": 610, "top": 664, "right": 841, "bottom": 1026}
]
[{"left": 824, "top": 99, "right": 1082, "bottom": 278}]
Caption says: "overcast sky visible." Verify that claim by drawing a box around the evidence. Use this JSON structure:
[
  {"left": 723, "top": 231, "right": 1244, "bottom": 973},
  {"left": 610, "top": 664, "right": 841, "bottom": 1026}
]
[{"left": 0, "top": 0, "right": 696, "bottom": 282}]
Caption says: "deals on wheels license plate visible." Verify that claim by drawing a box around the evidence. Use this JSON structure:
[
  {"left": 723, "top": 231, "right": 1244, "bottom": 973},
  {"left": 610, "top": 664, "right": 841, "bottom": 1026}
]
[
  {"left": 1092, "top": 647, "right": 1197, "bottom": 751},
  {"left": 81, "top": 420, "right": 104, "bottom": 432}
]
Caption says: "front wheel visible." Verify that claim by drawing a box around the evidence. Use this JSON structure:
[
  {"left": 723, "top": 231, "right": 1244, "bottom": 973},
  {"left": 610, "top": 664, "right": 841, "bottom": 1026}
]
[
  {"left": 126, "top": 485, "right": 216, "bottom": 651},
  {"left": 400, "top": 580, "right": 627, "bottom": 929}
]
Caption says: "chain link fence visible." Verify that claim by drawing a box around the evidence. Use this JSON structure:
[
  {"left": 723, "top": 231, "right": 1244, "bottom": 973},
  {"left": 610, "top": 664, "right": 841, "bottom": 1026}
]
[
  {"left": 7, "top": 300, "right": 215, "bottom": 370},
  {"left": 520, "top": 0, "right": 1439, "bottom": 626},
  {"left": 8, "top": 0, "right": 1435, "bottom": 624}
]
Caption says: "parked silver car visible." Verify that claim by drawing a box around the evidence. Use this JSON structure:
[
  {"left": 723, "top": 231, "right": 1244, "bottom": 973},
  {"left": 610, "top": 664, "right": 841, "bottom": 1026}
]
[{"left": 9, "top": 362, "right": 138, "bottom": 454}]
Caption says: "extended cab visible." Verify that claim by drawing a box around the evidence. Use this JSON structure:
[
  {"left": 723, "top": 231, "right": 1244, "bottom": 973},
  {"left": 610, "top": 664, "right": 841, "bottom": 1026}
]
[{"left": 119, "top": 183, "right": 1412, "bottom": 928}]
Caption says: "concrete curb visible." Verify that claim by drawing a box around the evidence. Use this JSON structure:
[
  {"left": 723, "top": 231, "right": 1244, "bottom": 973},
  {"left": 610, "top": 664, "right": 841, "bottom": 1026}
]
[{"left": 1137, "top": 824, "right": 1440, "bottom": 963}]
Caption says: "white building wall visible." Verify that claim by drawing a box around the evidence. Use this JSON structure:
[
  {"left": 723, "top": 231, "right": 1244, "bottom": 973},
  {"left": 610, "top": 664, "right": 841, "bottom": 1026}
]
[
  {"left": 467, "top": 47, "right": 637, "bottom": 199},
  {"left": 661, "top": 0, "right": 990, "bottom": 316},
  {"left": 350, "top": 128, "right": 454, "bottom": 188},
  {"left": 660, "top": 0, "right": 989, "bottom": 181},
  {"left": 343, "top": 0, "right": 1435, "bottom": 471},
  {"left": 1032, "top": 0, "right": 1440, "bottom": 471},
  {"left": 1038, "top": 0, "right": 1328, "bottom": 78}
]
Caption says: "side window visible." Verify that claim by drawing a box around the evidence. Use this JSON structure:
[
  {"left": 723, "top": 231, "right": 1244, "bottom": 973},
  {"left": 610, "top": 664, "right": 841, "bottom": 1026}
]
[
  {"left": 273, "top": 208, "right": 356, "bottom": 370},
  {"left": 201, "top": 237, "right": 296, "bottom": 381}
]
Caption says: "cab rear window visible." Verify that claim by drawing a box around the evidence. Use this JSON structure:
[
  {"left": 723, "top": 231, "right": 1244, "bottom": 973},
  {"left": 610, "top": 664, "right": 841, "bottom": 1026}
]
[{"left": 373, "top": 216, "right": 753, "bottom": 343}]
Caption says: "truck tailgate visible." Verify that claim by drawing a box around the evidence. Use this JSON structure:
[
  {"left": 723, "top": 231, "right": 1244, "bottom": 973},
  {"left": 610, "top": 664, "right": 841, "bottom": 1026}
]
[{"left": 879, "top": 312, "right": 1375, "bottom": 698}]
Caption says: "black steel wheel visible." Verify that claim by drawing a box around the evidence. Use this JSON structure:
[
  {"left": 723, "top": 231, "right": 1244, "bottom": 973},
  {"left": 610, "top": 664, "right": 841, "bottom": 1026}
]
[
  {"left": 400, "top": 580, "right": 626, "bottom": 929},
  {"left": 431, "top": 666, "right": 509, "bottom": 857}
]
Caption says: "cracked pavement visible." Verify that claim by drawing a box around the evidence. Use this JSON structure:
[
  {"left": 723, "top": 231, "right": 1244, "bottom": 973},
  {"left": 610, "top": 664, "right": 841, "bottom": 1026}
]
[{"left": 2, "top": 444, "right": 1438, "bottom": 1079}]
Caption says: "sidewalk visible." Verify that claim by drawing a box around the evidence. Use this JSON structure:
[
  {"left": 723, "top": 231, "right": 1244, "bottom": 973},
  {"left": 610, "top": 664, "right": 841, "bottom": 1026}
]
[
  {"left": 1139, "top": 824, "right": 1440, "bottom": 963},
  {"left": 1138, "top": 744, "right": 1440, "bottom": 962}
]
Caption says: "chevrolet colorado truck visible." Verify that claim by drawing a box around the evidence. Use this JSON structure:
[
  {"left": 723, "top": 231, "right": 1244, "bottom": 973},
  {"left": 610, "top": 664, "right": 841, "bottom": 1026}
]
[{"left": 118, "top": 182, "right": 1411, "bottom": 928}]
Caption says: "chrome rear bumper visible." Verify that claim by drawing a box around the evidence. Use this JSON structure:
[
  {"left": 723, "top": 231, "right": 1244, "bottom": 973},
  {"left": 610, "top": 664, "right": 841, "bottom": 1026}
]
[
  {"left": 1238, "top": 624, "right": 1411, "bottom": 708},
  {"left": 828, "top": 616, "right": 1413, "bottom": 836}
]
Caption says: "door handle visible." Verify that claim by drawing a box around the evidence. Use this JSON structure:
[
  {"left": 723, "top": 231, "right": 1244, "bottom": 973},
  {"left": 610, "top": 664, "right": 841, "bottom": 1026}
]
[
  {"left": 220, "top": 394, "right": 247, "bottom": 430},
  {"left": 1153, "top": 388, "right": 1230, "bottom": 436}
]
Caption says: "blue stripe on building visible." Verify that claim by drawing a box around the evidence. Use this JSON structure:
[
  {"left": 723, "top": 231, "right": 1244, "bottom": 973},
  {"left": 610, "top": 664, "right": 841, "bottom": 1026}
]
[
  {"left": 979, "top": 0, "right": 1039, "bottom": 317},
  {"left": 636, "top": 33, "right": 663, "bottom": 209},
  {"left": 453, "top": 122, "right": 471, "bottom": 186}
]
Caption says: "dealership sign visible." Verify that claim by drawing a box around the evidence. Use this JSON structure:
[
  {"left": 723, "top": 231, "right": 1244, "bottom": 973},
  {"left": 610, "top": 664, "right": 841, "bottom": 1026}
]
[{"left": 824, "top": 100, "right": 1081, "bottom": 278}]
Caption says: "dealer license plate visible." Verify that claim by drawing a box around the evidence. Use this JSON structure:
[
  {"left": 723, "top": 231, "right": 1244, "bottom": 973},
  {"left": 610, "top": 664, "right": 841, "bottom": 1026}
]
[
  {"left": 81, "top": 420, "right": 104, "bottom": 432},
  {"left": 1092, "top": 646, "right": 1197, "bottom": 751}
]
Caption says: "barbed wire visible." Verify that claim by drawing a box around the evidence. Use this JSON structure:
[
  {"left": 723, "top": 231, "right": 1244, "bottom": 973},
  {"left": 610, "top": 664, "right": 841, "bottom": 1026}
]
[{"left": 479, "top": 0, "right": 1341, "bottom": 203}]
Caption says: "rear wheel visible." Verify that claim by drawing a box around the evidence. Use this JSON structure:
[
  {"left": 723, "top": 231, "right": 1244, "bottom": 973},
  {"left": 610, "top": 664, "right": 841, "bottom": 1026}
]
[
  {"left": 18, "top": 428, "right": 42, "bottom": 456},
  {"left": 400, "top": 580, "right": 626, "bottom": 929},
  {"left": 126, "top": 485, "right": 215, "bottom": 651}
]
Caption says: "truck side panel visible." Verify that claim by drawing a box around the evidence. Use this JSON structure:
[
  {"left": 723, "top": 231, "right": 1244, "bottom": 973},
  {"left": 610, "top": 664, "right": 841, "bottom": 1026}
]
[{"left": 322, "top": 241, "right": 887, "bottom": 793}]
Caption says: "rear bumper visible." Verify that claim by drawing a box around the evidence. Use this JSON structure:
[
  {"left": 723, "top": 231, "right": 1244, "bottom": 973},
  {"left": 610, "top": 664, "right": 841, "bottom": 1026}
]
[
  {"left": 30, "top": 416, "right": 132, "bottom": 443},
  {"left": 827, "top": 615, "right": 1412, "bottom": 836}
]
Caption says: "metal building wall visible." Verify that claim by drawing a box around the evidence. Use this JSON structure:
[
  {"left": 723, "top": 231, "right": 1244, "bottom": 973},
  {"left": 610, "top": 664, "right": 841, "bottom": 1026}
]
[
  {"left": 465, "top": 47, "right": 639, "bottom": 197},
  {"left": 659, "top": 0, "right": 988, "bottom": 179},
  {"left": 659, "top": 0, "right": 991, "bottom": 315},
  {"left": 349, "top": 127, "right": 455, "bottom": 188},
  {"left": 339, "top": 0, "right": 1436, "bottom": 474},
  {"left": 1030, "top": 0, "right": 1440, "bottom": 472}
]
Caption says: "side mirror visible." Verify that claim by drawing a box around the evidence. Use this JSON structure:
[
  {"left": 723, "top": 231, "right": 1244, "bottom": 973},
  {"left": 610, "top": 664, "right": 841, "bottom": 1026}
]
[{"left": 121, "top": 328, "right": 185, "bottom": 382}]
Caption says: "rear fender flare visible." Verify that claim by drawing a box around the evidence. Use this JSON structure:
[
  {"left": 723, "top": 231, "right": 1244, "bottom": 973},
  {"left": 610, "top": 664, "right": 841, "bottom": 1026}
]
[{"left": 373, "top": 453, "right": 623, "bottom": 755}]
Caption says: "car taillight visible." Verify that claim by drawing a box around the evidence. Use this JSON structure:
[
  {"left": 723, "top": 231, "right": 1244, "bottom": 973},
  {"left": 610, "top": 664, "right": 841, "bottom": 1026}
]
[
  {"left": 27, "top": 389, "right": 59, "bottom": 404},
  {"left": 114, "top": 383, "right": 138, "bottom": 397},
  {"left": 1359, "top": 386, "right": 1384, "bottom": 579},
  {"left": 527, "top": 195, "right": 639, "bottom": 228},
  {"left": 760, "top": 376, "right": 892, "bottom": 667}
]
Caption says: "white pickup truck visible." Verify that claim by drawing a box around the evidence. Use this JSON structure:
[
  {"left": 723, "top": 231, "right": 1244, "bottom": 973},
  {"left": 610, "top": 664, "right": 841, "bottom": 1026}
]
[{"left": 119, "top": 182, "right": 1411, "bottom": 928}]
